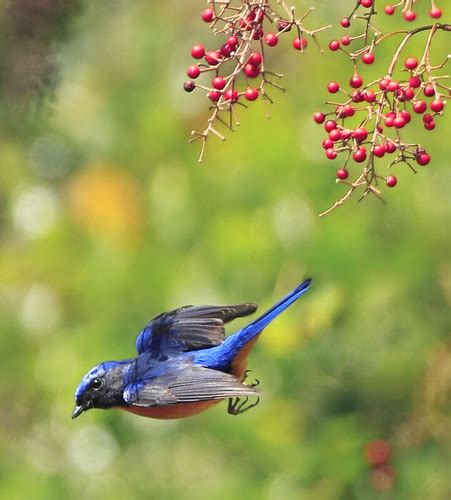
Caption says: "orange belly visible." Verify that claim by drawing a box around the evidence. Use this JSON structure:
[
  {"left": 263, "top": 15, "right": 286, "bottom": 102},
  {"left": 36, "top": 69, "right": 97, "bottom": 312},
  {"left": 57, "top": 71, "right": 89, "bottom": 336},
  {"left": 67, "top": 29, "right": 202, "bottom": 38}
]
[
  {"left": 119, "top": 334, "right": 262, "bottom": 419},
  {"left": 120, "top": 400, "right": 221, "bottom": 419}
]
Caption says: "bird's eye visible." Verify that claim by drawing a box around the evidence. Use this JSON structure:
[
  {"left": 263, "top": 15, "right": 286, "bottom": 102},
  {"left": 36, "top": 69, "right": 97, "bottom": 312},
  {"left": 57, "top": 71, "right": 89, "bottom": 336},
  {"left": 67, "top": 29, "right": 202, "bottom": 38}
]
[{"left": 91, "top": 378, "right": 103, "bottom": 390}]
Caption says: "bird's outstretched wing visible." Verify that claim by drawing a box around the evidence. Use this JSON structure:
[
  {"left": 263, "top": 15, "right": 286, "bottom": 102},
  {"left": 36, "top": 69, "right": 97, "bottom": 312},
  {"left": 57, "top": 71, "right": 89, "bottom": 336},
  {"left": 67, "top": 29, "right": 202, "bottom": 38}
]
[
  {"left": 135, "top": 303, "right": 258, "bottom": 356},
  {"left": 123, "top": 364, "right": 259, "bottom": 406}
]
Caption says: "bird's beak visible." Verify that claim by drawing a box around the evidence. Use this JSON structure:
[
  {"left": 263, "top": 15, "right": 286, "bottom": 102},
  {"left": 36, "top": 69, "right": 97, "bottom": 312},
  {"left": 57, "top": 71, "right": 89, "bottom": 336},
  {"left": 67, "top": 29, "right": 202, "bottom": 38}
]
[{"left": 72, "top": 404, "right": 87, "bottom": 419}]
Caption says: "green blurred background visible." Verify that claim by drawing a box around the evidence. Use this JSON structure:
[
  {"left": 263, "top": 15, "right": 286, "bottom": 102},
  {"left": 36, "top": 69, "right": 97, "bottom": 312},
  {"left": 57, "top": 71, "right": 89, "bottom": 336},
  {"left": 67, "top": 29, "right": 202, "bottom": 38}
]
[{"left": 0, "top": 1, "right": 450, "bottom": 499}]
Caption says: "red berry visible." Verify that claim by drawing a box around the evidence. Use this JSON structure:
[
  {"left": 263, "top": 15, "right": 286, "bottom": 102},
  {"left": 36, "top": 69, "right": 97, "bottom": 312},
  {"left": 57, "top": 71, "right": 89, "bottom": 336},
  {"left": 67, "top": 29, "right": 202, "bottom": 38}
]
[
  {"left": 384, "top": 115, "right": 394, "bottom": 127},
  {"left": 384, "top": 141, "right": 397, "bottom": 153},
  {"left": 327, "top": 81, "right": 340, "bottom": 94},
  {"left": 353, "top": 148, "right": 367, "bottom": 163},
  {"left": 343, "top": 105, "right": 355, "bottom": 117},
  {"left": 335, "top": 104, "right": 347, "bottom": 118},
  {"left": 244, "top": 87, "right": 259, "bottom": 101},
  {"left": 328, "top": 40, "right": 340, "bottom": 51},
  {"left": 429, "top": 7, "right": 442, "bottom": 19},
  {"left": 244, "top": 63, "right": 260, "bottom": 78},
  {"left": 401, "top": 110, "right": 411, "bottom": 123},
  {"left": 337, "top": 168, "right": 349, "bottom": 179},
  {"left": 277, "top": 19, "right": 292, "bottom": 32},
  {"left": 395, "top": 89, "right": 407, "bottom": 102},
  {"left": 403, "top": 10, "right": 416, "bottom": 21},
  {"left": 247, "top": 11, "right": 257, "bottom": 22},
  {"left": 201, "top": 8, "right": 214, "bottom": 22},
  {"left": 208, "top": 91, "right": 221, "bottom": 102},
  {"left": 341, "top": 35, "right": 351, "bottom": 46},
  {"left": 292, "top": 37, "right": 308, "bottom": 50},
  {"left": 212, "top": 77, "right": 226, "bottom": 90},
  {"left": 324, "top": 120, "right": 337, "bottom": 132},
  {"left": 424, "top": 120, "right": 436, "bottom": 130},
  {"left": 393, "top": 115, "right": 406, "bottom": 128},
  {"left": 423, "top": 113, "right": 433, "bottom": 123},
  {"left": 336, "top": 106, "right": 347, "bottom": 118},
  {"left": 409, "top": 76, "right": 421, "bottom": 88},
  {"left": 404, "top": 57, "right": 418, "bottom": 70},
  {"left": 379, "top": 78, "right": 391, "bottom": 91},
  {"left": 313, "top": 112, "right": 325, "bottom": 124},
  {"left": 430, "top": 99, "right": 445, "bottom": 112},
  {"left": 220, "top": 43, "right": 234, "bottom": 58},
  {"left": 351, "top": 90, "right": 364, "bottom": 103},
  {"left": 384, "top": 4, "right": 395, "bottom": 15},
  {"left": 254, "top": 9, "right": 265, "bottom": 23},
  {"left": 240, "top": 15, "right": 254, "bottom": 30},
  {"left": 352, "top": 127, "right": 368, "bottom": 143},
  {"left": 264, "top": 33, "right": 278, "bottom": 46},
  {"left": 248, "top": 52, "right": 263, "bottom": 66},
  {"left": 334, "top": 106, "right": 347, "bottom": 118},
  {"left": 413, "top": 100, "right": 427, "bottom": 114},
  {"left": 386, "top": 176, "right": 397, "bottom": 187},
  {"left": 341, "top": 129, "right": 352, "bottom": 140},
  {"left": 404, "top": 88, "right": 415, "bottom": 100},
  {"left": 416, "top": 152, "right": 431, "bottom": 165},
  {"left": 191, "top": 44, "right": 205, "bottom": 59},
  {"left": 350, "top": 75, "right": 363, "bottom": 88},
  {"left": 205, "top": 50, "right": 221, "bottom": 66},
  {"left": 326, "top": 148, "right": 337, "bottom": 160},
  {"left": 251, "top": 27, "right": 264, "bottom": 40},
  {"left": 363, "top": 90, "right": 376, "bottom": 103},
  {"left": 224, "top": 89, "right": 239, "bottom": 102},
  {"left": 329, "top": 129, "right": 342, "bottom": 141},
  {"left": 362, "top": 52, "right": 375, "bottom": 64},
  {"left": 340, "top": 18, "right": 351, "bottom": 28},
  {"left": 183, "top": 80, "right": 195, "bottom": 93},
  {"left": 423, "top": 85, "right": 435, "bottom": 97},
  {"left": 227, "top": 36, "right": 239, "bottom": 47},
  {"left": 322, "top": 138, "right": 334, "bottom": 149},
  {"left": 388, "top": 81, "right": 399, "bottom": 92},
  {"left": 372, "top": 145, "right": 385, "bottom": 158},
  {"left": 360, "top": 0, "right": 373, "bottom": 7},
  {"left": 365, "top": 440, "right": 391, "bottom": 466},
  {"left": 186, "top": 65, "right": 200, "bottom": 79}
]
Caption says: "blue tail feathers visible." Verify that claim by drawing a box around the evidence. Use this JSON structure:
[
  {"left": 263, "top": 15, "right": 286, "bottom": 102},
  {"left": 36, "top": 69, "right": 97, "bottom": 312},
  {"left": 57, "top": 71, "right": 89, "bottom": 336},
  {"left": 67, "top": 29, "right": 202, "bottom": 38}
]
[
  {"left": 221, "top": 278, "right": 312, "bottom": 358},
  {"left": 192, "top": 279, "right": 312, "bottom": 370}
]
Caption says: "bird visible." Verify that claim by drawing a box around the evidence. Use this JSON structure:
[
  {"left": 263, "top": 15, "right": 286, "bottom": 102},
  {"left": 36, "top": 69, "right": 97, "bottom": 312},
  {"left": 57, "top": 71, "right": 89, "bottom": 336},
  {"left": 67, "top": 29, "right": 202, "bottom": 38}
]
[{"left": 72, "top": 278, "right": 311, "bottom": 420}]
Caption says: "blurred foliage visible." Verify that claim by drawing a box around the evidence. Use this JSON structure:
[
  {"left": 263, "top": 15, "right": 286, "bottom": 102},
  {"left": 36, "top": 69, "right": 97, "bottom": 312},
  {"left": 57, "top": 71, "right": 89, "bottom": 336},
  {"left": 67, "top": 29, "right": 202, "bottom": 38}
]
[{"left": 0, "top": 1, "right": 450, "bottom": 499}]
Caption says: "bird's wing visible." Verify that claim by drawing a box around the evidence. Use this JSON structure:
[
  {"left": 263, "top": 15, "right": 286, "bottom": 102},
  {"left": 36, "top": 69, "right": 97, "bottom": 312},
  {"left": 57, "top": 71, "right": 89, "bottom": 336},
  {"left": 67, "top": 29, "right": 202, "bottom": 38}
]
[
  {"left": 123, "top": 364, "right": 259, "bottom": 406},
  {"left": 135, "top": 303, "right": 258, "bottom": 355}
]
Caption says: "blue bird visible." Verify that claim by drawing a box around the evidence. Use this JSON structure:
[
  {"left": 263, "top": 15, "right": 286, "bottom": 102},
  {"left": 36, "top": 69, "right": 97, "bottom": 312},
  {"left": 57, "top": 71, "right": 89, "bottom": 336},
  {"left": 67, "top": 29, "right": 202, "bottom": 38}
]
[{"left": 72, "top": 279, "right": 311, "bottom": 420}]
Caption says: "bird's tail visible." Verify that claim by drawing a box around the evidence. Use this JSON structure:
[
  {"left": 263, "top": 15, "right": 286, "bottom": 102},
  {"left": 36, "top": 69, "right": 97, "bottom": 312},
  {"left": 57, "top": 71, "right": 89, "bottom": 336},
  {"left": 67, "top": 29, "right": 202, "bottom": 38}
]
[{"left": 223, "top": 278, "right": 312, "bottom": 356}]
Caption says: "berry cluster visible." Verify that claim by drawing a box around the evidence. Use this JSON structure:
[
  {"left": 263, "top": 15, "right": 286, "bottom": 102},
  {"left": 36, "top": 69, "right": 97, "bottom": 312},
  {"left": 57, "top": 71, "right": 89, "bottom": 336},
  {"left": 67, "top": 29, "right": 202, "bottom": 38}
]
[
  {"left": 383, "top": 1, "right": 442, "bottom": 21},
  {"left": 184, "top": 0, "right": 330, "bottom": 161},
  {"left": 314, "top": 1, "right": 449, "bottom": 216}
]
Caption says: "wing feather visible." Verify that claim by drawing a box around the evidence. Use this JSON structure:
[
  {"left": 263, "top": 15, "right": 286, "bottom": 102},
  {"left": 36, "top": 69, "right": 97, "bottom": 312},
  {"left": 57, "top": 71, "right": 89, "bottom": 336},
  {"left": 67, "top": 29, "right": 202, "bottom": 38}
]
[
  {"left": 135, "top": 303, "right": 258, "bottom": 355},
  {"left": 124, "top": 365, "right": 259, "bottom": 407}
]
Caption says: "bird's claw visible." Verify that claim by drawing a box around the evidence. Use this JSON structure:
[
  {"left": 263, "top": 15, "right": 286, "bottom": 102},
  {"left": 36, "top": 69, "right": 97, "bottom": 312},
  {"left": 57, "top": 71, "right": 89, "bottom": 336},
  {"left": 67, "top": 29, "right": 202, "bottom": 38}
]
[
  {"left": 227, "top": 395, "right": 260, "bottom": 415},
  {"left": 227, "top": 370, "right": 261, "bottom": 415},
  {"left": 243, "top": 369, "right": 260, "bottom": 388}
]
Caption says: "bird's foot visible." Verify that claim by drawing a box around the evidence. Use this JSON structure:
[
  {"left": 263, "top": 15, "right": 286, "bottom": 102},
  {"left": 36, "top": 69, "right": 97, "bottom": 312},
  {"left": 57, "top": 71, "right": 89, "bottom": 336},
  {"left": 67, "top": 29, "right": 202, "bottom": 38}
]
[
  {"left": 227, "top": 395, "right": 260, "bottom": 415},
  {"left": 242, "top": 369, "right": 260, "bottom": 388},
  {"left": 227, "top": 370, "right": 260, "bottom": 416}
]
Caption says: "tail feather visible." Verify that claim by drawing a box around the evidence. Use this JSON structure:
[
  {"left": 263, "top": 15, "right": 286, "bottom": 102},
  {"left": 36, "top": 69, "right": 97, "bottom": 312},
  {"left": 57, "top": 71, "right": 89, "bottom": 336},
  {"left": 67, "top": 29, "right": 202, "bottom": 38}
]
[{"left": 223, "top": 278, "right": 312, "bottom": 354}]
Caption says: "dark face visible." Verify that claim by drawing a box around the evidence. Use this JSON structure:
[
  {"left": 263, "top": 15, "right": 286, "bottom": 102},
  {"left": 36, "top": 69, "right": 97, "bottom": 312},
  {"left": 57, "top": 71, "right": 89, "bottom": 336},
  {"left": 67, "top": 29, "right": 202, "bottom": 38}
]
[{"left": 72, "top": 362, "right": 129, "bottom": 419}]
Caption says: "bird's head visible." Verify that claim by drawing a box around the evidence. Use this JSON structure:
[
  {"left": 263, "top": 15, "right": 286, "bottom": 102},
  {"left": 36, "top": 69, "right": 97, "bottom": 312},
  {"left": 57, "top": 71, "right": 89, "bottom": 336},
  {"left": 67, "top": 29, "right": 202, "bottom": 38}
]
[{"left": 72, "top": 361, "right": 130, "bottom": 419}]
